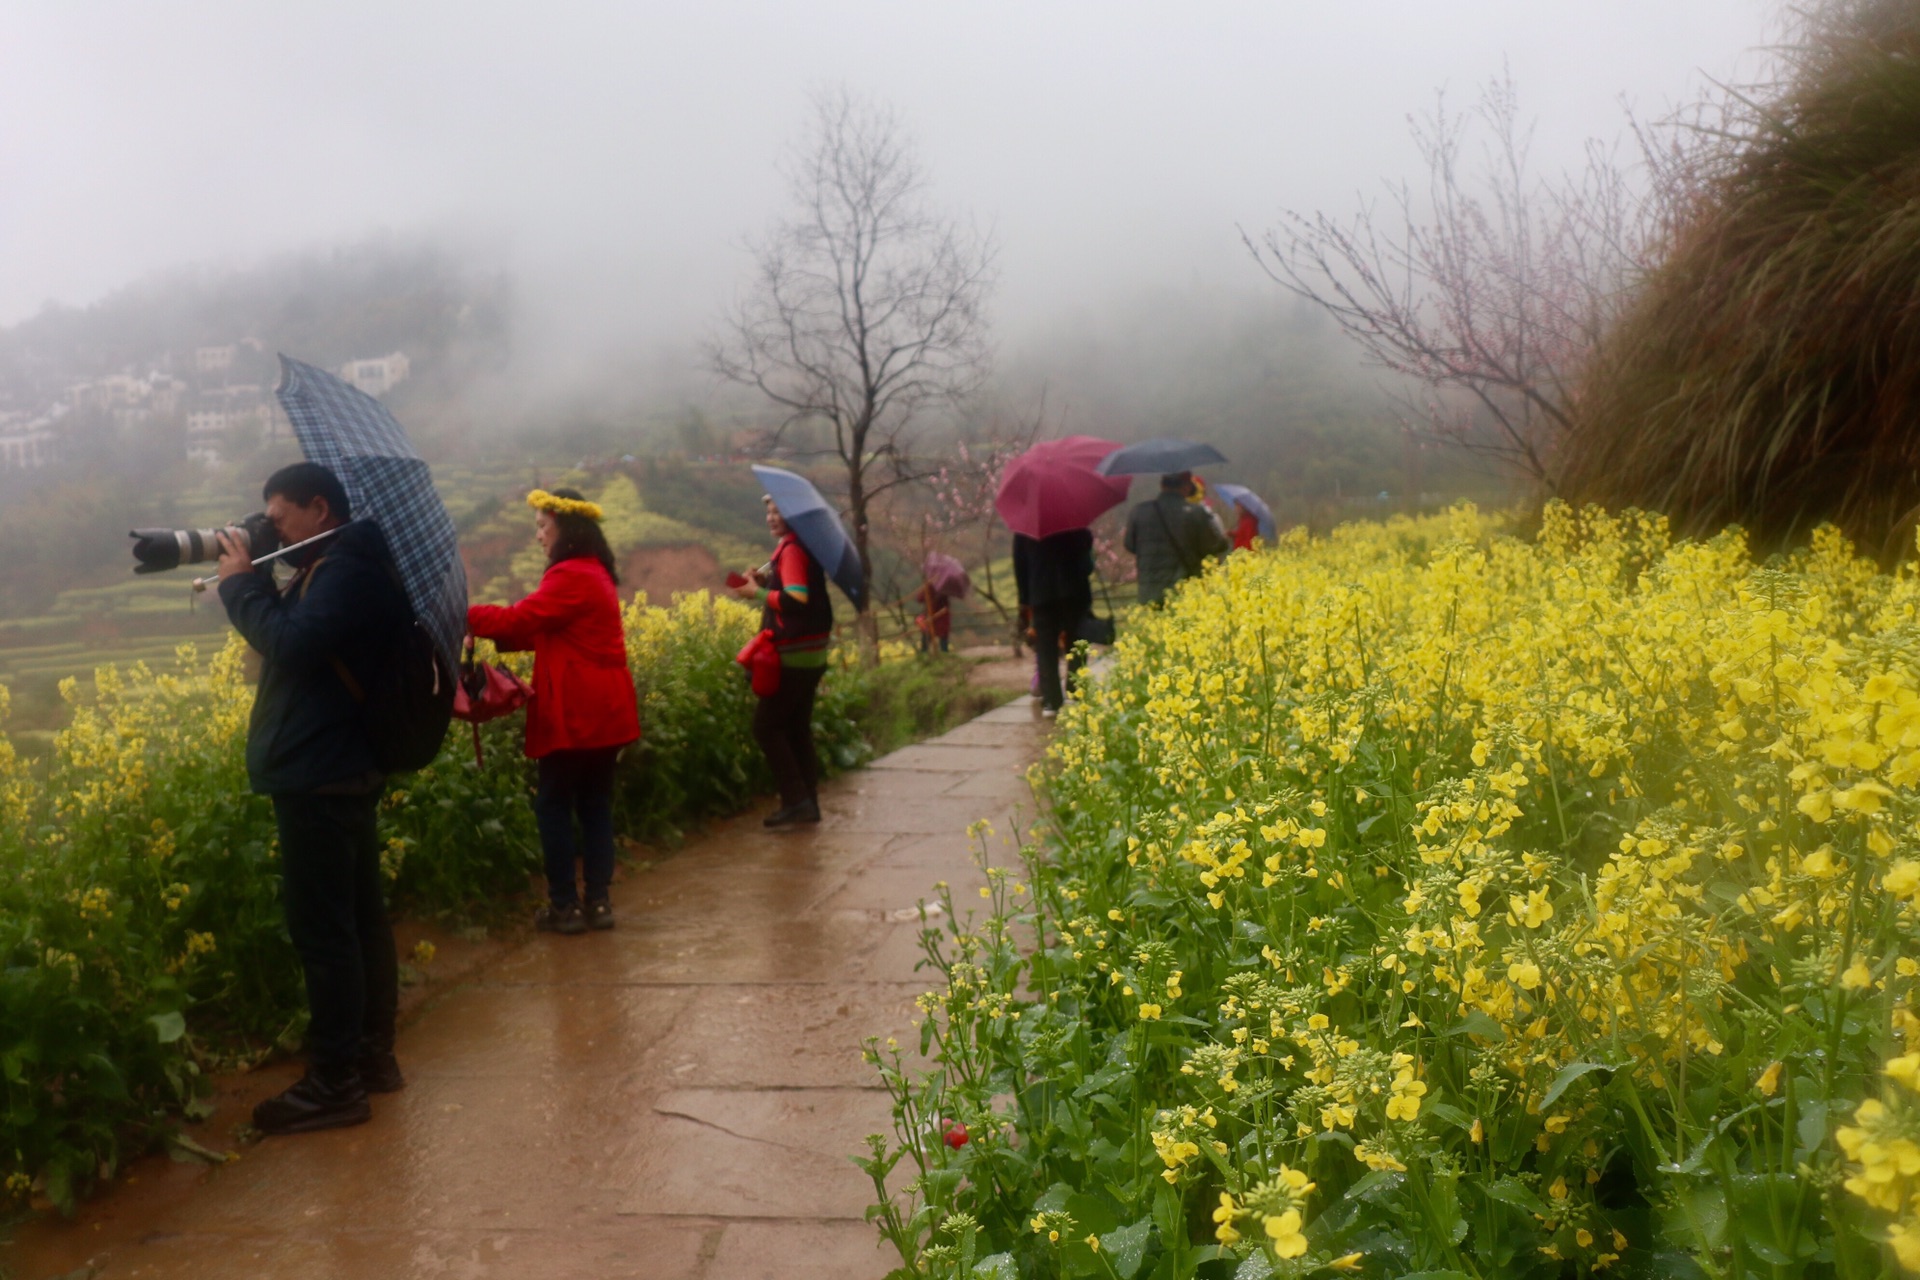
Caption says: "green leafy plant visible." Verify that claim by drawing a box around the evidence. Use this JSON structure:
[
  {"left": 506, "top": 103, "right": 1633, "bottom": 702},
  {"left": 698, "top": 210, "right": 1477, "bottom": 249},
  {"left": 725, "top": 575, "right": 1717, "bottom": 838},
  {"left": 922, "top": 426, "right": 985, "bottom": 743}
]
[{"left": 865, "top": 504, "right": 1920, "bottom": 1279}]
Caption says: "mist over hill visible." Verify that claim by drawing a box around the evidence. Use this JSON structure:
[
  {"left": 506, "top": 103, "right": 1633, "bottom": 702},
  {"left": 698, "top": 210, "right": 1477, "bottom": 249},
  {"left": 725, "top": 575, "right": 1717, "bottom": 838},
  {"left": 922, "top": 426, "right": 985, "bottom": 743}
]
[
  {"left": 1000, "top": 285, "right": 1494, "bottom": 525},
  {"left": 0, "top": 235, "right": 1499, "bottom": 617}
]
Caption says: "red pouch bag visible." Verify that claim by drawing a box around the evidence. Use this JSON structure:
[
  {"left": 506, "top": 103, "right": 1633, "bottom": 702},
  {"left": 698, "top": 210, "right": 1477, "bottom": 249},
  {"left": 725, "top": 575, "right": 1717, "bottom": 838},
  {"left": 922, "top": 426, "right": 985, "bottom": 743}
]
[{"left": 734, "top": 628, "right": 782, "bottom": 697}]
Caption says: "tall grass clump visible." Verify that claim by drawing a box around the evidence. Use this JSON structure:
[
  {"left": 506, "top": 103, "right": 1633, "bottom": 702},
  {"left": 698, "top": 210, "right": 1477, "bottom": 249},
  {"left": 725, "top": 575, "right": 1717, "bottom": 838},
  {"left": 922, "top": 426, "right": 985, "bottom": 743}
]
[{"left": 1562, "top": 0, "right": 1920, "bottom": 559}]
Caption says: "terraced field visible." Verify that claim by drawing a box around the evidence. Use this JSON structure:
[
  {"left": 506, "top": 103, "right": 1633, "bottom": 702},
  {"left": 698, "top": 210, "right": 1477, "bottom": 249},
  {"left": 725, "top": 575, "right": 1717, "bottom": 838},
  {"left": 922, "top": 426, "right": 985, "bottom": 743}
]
[{"left": 0, "top": 462, "right": 773, "bottom": 742}]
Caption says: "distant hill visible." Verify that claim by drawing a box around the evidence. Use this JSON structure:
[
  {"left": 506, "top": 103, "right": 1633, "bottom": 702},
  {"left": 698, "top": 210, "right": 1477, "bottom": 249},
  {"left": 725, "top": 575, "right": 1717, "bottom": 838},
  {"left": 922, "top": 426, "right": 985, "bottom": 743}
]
[{"left": 0, "top": 236, "right": 509, "bottom": 411}]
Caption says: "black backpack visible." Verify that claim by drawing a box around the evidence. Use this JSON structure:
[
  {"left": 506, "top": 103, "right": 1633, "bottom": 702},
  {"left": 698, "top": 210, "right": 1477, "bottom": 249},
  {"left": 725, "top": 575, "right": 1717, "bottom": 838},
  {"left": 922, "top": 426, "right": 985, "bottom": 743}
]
[
  {"left": 305, "top": 555, "right": 456, "bottom": 774},
  {"left": 333, "top": 618, "right": 456, "bottom": 774}
]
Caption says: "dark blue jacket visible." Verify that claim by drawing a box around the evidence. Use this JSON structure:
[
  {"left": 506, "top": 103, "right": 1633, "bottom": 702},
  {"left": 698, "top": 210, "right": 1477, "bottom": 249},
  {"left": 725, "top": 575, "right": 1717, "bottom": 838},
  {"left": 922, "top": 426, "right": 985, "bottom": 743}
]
[{"left": 218, "top": 520, "right": 412, "bottom": 796}]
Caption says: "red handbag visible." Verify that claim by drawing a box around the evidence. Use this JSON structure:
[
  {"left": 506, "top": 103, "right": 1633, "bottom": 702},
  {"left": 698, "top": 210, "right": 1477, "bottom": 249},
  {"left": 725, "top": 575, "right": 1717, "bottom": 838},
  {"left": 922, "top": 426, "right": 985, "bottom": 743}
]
[
  {"left": 734, "top": 629, "right": 782, "bottom": 697},
  {"left": 452, "top": 637, "right": 534, "bottom": 764}
]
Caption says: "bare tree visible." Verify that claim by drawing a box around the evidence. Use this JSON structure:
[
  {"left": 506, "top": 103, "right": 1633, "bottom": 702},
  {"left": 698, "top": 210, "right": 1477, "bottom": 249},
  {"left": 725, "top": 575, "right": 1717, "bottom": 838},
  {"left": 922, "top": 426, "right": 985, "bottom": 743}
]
[
  {"left": 1245, "top": 73, "right": 1655, "bottom": 488},
  {"left": 714, "top": 87, "right": 995, "bottom": 659}
]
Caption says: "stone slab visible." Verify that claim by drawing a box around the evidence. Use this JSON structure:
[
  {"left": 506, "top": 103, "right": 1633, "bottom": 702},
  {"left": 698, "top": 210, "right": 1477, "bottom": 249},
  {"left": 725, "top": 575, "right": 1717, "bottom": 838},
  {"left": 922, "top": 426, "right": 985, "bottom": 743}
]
[
  {"left": 867, "top": 743, "right": 1023, "bottom": 773},
  {"left": 12, "top": 1224, "right": 715, "bottom": 1280},
  {"left": 924, "top": 718, "right": 1046, "bottom": 748},
  {"left": 647, "top": 983, "right": 926, "bottom": 1089},
  {"left": 709, "top": 1219, "right": 896, "bottom": 1280},
  {"left": 620, "top": 1089, "right": 891, "bottom": 1220}
]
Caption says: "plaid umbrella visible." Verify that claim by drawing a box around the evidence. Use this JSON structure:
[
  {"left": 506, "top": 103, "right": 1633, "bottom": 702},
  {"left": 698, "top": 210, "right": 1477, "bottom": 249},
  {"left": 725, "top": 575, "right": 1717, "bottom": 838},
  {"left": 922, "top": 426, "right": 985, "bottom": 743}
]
[{"left": 275, "top": 355, "right": 467, "bottom": 669}]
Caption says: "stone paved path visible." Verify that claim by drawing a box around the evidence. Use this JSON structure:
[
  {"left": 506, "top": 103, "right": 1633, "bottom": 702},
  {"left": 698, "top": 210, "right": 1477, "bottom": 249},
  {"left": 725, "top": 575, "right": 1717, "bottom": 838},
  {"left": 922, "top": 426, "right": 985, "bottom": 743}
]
[{"left": 5, "top": 700, "right": 1047, "bottom": 1280}]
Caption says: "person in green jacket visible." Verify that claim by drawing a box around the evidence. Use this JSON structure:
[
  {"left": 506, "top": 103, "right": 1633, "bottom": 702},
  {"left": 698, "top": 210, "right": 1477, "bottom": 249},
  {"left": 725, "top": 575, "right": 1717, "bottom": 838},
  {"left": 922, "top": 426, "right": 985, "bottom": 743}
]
[{"left": 1123, "top": 470, "right": 1229, "bottom": 605}]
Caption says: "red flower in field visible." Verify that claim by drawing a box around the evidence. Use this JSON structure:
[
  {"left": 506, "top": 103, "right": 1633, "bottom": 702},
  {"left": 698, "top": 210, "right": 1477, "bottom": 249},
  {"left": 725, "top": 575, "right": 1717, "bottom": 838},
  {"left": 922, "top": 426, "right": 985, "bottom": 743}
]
[{"left": 943, "top": 1121, "right": 968, "bottom": 1149}]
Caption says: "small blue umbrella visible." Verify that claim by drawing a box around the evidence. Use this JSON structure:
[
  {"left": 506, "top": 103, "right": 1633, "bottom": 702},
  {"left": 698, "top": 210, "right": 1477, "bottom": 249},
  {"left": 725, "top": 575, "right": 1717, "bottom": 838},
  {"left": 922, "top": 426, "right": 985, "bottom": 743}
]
[
  {"left": 1215, "top": 483, "right": 1277, "bottom": 542},
  {"left": 751, "top": 465, "right": 866, "bottom": 609},
  {"left": 1095, "top": 436, "right": 1229, "bottom": 477},
  {"left": 275, "top": 355, "right": 466, "bottom": 670}
]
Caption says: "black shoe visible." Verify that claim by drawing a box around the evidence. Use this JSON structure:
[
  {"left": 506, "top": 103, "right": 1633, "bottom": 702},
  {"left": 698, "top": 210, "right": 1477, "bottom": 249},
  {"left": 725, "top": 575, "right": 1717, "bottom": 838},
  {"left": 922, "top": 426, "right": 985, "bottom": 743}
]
[
  {"left": 252, "top": 1068, "right": 370, "bottom": 1135},
  {"left": 763, "top": 800, "right": 821, "bottom": 828},
  {"left": 356, "top": 1050, "right": 406, "bottom": 1094},
  {"left": 584, "top": 898, "right": 615, "bottom": 931},
  {"left": 536, "top": 902, "right": 588, "bottom": 935}
]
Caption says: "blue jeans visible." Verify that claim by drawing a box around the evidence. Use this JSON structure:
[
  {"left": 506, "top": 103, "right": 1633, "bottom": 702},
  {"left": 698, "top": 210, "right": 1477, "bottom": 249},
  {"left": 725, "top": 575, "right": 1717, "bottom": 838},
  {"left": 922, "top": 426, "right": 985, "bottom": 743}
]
[{"left": 534, "top": 747, "right": 620, "bottom": 907}]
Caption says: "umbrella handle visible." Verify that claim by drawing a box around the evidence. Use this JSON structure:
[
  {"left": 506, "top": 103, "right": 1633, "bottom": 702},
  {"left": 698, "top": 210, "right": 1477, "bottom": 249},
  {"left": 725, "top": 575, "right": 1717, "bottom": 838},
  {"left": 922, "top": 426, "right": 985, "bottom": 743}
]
[{"left": 190, "top": 523, "right": 349, "bottom": 593}]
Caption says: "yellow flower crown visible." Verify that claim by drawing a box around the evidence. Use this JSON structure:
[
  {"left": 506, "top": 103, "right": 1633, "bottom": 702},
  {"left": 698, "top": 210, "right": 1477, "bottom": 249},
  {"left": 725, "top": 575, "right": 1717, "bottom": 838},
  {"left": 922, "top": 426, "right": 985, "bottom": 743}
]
[{"left": 526, "top": 489, "right": 604, "bottom": 521}]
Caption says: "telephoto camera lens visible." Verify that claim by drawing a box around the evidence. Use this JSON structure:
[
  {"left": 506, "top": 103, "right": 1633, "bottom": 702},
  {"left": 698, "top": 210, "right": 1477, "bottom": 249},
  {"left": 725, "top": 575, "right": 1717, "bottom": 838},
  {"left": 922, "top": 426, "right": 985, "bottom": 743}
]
[{"left": 129, "top": 511, "right": 277, "bottom": 575}]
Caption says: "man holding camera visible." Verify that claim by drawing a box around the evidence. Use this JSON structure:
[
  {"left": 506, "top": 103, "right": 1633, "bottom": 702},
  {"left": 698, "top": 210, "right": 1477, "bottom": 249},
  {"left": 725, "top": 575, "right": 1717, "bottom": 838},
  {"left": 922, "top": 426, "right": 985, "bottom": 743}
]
[{"left": 215, "top": 461, "right": 412, "bottom": 1135}]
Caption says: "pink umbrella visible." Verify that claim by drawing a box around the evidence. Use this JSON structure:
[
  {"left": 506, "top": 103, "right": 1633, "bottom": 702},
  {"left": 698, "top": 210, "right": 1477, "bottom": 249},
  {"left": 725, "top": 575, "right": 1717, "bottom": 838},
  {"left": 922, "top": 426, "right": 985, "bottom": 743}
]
[
  {"left": 994, "top": 435, "right": 1132, "bottom": 539},
  {"left": 923, "top": 551, "right": 972, "bottom": 598}
]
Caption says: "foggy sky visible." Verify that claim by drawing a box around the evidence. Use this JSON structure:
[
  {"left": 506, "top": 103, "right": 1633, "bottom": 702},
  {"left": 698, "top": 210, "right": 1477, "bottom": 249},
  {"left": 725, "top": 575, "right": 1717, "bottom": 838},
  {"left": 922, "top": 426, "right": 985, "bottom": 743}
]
[{"left": 3, "top": 1, "right": 1780, "bottom": 357}]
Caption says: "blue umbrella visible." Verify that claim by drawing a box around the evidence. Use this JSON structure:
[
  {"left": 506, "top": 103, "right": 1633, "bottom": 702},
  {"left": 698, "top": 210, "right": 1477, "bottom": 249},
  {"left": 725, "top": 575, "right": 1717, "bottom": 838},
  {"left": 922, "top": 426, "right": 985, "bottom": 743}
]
[
  {"left": 275, "top": 355, "right": 467, "bottom": 670},
  {"left": 1095, "top": 436, "right": 1229, "bottom": 476},
  {"left": 751, "top": 465, "right": 866, "bottom": 609},
  {"left": 1215, "top": 483, "right": 1277, "bottom": 542}
]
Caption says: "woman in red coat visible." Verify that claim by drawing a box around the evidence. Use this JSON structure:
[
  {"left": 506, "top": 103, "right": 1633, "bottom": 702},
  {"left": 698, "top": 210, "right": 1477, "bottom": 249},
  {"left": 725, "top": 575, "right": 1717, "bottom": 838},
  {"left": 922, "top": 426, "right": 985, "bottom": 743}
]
[
  {"left": 467, "top": 487, "right": 639, "bottom": 935},
  {"left": 1230, "top": 506, "right": 1260, "bottom": 552}
]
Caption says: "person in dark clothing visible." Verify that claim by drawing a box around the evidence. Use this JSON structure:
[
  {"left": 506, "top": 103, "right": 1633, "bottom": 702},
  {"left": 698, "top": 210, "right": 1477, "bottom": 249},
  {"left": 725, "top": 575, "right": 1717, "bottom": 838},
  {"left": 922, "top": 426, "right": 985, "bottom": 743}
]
[
  {"left": 736, "top": 496, "right": 833, "bottom": 827},
  {"left": 215, "top": 461, "right": 413, "bottom": 1136},
  {"left": 916, "top": 580, "right": 952, "bottom": 653},
  {"left": 1013, "top": 528, "right": 1095, "bottom": 715},
  {"left": 1124, "top": 470, "right": 1229, "bottom": 606}
]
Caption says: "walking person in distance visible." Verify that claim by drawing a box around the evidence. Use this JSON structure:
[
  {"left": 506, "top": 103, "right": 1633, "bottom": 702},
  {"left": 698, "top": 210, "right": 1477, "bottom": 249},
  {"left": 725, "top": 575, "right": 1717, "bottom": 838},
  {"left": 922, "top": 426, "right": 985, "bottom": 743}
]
[
  {"left": 1124, "top": 470, "right": 1229, "bottom": 606},
  {"left": 1013, "top": 528, "right": 1095, "bottom": 717},
  {"left": 467, "top": 488, "right": 640, "bottom": 935},
  {"left": 214, "top": 462, "right": 412, "bottom": 1134},
  {"left": 735, "top": 494, "right": 832, "bottom": 827}
]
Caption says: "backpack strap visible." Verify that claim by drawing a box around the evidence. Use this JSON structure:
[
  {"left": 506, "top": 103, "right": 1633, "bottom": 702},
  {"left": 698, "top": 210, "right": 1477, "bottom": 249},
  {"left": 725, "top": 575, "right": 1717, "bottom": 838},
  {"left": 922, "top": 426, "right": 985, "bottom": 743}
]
[
  {"left": 1153, "top": 501, "right": 1201, "bottom": 578},
  {"left": 292, "top": 553, "right": 370, "bottom": 704}
]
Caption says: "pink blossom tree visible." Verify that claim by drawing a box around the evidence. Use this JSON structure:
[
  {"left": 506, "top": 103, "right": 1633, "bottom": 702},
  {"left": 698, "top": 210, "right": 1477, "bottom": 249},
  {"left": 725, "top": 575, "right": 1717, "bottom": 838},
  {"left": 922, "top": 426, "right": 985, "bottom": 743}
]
[{"left": 1245, "top": 72, "right": 1655, "bottom": 487}]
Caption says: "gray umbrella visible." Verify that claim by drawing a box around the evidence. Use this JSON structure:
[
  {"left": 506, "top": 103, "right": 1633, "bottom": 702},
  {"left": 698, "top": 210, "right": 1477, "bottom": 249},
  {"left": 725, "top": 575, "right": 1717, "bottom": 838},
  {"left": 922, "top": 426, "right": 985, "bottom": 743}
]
[
  {"left": 275, "top": 355, "right": 467, "bottom": 670},
  {"left": 1094, "top": 437, "right": 1229, "bottom": 476}
]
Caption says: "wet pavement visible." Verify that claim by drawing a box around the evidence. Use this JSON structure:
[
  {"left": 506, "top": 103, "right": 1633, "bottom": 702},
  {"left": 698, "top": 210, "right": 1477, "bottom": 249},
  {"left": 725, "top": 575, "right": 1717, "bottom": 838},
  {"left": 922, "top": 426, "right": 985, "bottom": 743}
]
[{"left": 4, "top": 699, "right": 1048, "bottom": 1280}]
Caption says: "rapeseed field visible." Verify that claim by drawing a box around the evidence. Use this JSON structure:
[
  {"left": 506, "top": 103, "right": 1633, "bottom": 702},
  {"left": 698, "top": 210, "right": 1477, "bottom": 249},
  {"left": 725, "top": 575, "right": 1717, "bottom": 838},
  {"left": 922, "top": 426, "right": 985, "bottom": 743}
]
[{"left": 867, "top": 504, "right": 1920, "bottom": 1280}]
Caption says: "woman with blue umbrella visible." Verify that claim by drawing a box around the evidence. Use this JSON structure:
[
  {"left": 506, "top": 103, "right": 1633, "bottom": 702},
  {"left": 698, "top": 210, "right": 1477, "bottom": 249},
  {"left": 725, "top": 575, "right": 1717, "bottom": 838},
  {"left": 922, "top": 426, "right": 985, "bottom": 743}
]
[
  {"left": 1215, "top": 483, "right": 1277, "bottom": 551},
  {"left": 735, "top": 467, "right": 861, "bottom": 827}
]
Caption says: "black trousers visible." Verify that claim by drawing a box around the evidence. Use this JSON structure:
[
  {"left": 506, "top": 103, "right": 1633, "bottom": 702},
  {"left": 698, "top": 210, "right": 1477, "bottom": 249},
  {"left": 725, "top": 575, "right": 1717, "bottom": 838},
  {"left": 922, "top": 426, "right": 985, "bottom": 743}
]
[
  {"left": 753, "top": 664, "right": 825, "bottom": 807},
  {"left": 1031, "top": 603, "right": 1089, "bottom": 711},
  {"left": 534, "top": 746, "right": 620, "bottom": 907},
  {"left": 272, "top": 792, "right": 398, "bottom": 1073}
]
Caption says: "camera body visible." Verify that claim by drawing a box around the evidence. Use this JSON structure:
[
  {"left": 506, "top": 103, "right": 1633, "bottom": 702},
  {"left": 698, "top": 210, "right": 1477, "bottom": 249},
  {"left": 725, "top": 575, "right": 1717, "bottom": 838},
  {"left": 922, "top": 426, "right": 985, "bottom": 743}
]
[{"left": 129, "top": 511, "right": 281, "bottom": 575}]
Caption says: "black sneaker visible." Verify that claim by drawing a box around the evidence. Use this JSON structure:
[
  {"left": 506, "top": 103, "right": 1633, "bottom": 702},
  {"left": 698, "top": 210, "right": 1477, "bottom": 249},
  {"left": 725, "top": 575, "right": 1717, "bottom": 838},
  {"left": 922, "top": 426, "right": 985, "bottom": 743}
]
[
  {"left": 356, "top": 1051, "right": 406, "bottom": 1094},
  {"left": 252, "top": 1069, "right": 370, "bottom": 1135},
  {"left": 584, "top": 898, "right": 615, "bottom": 931},
  {"left": 535, "top": 902, "right": 588, "bottom": 935},
  {"left": 763, "top": 800, "right": 822, "bottom": 828}
]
